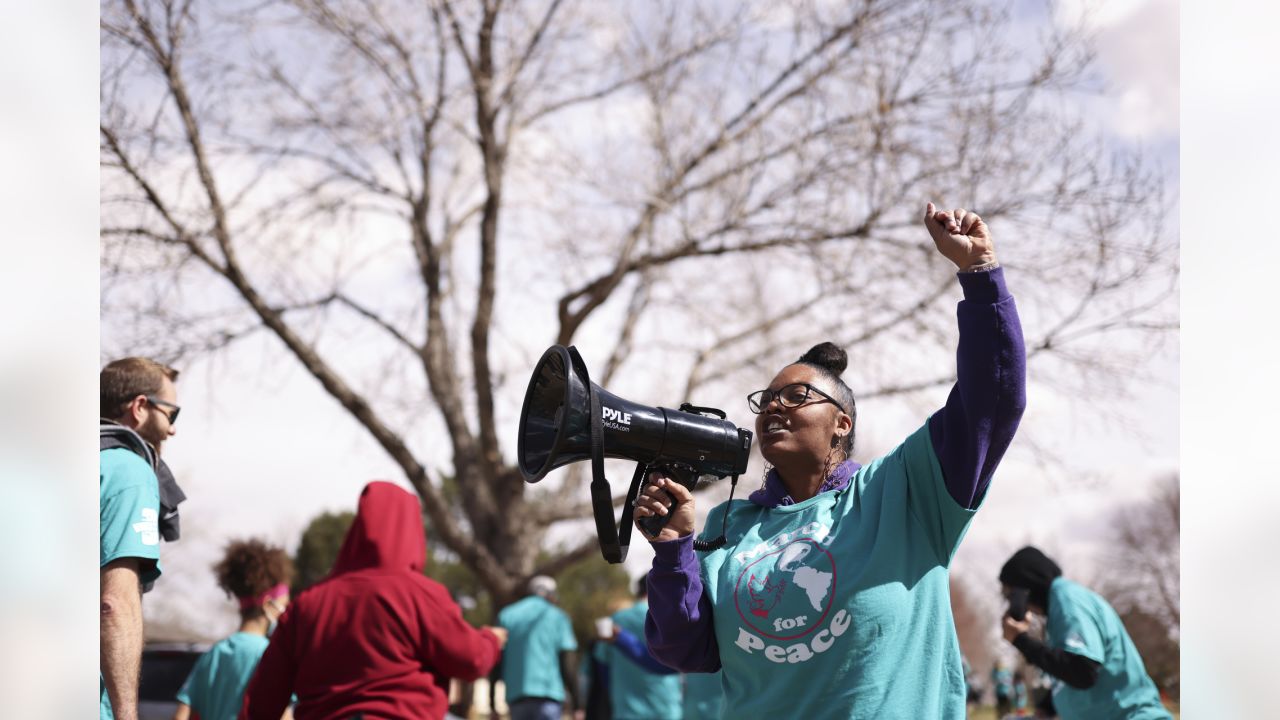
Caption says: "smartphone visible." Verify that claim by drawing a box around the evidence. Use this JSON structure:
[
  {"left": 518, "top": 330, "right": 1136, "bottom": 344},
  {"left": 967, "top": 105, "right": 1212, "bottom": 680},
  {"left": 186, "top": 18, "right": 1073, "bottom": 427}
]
[{"left": 1007, "top": 587, "right": 1029, "bottom": 621}]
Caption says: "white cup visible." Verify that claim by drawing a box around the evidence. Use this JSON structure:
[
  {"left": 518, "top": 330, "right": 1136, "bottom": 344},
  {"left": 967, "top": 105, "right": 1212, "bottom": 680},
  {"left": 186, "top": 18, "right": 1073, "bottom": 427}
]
[{"left": 595, "top": 617, "right": 614, "bottom": 638}]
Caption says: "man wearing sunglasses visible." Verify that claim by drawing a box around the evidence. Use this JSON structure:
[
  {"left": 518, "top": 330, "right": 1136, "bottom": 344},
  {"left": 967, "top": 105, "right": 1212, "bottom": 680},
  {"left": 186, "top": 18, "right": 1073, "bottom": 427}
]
[{"left": 99, "top": 356, "right": 185, "bottom": 720}]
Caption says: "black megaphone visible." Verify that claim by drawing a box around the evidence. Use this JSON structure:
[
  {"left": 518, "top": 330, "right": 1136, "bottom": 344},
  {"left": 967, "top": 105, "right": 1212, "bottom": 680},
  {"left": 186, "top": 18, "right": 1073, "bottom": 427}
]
[{"left": 517, "top": 345, "right": 753, "bottom": 563}]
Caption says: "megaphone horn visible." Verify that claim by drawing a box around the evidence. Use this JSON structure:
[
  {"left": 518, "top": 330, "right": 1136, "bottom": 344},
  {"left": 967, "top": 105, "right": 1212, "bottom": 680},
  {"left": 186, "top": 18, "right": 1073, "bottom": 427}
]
[{"left": 517, "top": 345, "right": 753, "bottom": 563}]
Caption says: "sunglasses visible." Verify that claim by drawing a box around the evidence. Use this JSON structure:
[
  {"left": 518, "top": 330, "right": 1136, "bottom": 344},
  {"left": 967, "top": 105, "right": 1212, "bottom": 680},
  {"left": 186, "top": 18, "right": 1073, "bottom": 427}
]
[
  {"left": 146, "top": 395, "right": 181, "bottom": 424},
  {"left": 747, "top": 383, "right": 846, "bottom": 414}
]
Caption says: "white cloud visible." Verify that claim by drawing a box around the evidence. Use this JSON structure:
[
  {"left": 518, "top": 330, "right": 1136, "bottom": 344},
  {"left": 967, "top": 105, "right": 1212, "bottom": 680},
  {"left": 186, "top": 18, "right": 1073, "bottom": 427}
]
[{"left": 1056, "top": 0, "right": 1180, "bottom": 140}]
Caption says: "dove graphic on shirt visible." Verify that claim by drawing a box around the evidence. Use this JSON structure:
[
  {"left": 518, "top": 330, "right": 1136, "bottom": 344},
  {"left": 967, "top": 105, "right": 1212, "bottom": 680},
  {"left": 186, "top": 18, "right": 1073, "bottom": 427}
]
[{"left": 747, "top": 573, "right": 786, "bottom": 618}]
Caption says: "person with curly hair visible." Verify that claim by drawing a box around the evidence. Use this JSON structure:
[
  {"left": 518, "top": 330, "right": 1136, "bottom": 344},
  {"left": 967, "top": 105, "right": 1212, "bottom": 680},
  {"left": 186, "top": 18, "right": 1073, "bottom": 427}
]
[
  {"left": 634, "top": 202, "right": 1027, "bottom": 718},
  {"left": 174, "top": 539, "right": 294, "bottom": 720}
]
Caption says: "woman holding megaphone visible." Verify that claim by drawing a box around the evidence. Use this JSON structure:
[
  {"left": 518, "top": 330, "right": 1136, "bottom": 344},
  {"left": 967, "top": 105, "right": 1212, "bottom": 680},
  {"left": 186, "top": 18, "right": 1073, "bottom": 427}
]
[{"left": 634, "top": 202, "right": 1027, "bottom": 719}]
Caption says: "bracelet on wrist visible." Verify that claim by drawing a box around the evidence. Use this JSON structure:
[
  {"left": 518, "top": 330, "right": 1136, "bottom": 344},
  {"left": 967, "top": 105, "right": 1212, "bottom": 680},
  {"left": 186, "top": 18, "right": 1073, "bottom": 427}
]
[{"left": 959, "top": 259, "right": 1000, "bottom": 273}]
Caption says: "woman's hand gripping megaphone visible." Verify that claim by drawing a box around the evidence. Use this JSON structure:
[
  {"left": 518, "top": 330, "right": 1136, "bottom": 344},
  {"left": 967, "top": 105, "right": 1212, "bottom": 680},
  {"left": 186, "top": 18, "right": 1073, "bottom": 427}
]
[{"left": 633, "top": 471, "right": 697, "bottom": 542}]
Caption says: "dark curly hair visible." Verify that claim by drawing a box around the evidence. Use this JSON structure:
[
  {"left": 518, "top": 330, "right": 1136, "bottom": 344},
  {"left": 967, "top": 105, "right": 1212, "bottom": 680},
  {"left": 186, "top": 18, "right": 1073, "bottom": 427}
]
[
  {"left": 213, "top": 538, "right": 294, "bottom": 619},
  {"left": 796, "top": 341, "right": 857, "bottom": 458}
]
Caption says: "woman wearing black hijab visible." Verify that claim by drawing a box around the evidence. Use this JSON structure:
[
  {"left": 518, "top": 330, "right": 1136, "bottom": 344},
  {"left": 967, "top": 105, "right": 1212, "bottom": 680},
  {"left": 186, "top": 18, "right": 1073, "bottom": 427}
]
[{"left": 999, "top": 546, "right": 1171, "bottom": 720}]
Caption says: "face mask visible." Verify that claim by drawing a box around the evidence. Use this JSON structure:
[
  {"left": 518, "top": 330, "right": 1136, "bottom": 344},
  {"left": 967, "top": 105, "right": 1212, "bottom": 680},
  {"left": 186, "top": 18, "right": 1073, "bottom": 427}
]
[{"left": 265, "top": 599, "right": 283, "bottom": 637}]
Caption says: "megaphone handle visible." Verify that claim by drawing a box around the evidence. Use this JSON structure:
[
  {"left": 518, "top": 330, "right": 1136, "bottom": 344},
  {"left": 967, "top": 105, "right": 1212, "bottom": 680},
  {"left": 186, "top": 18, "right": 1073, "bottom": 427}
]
[
  {"left": 635, "top": 487, "right": 681, "bottom": 537},
  {"left": 635, "top": 466, "right": 697, "bottom": 537}
]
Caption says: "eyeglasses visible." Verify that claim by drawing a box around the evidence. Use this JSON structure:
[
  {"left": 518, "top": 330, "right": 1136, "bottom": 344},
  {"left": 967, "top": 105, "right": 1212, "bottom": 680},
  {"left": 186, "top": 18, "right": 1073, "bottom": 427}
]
[
  {"left": 747, "top": 383, "right": 846, "bottom": 414},
  {"left": 146, "top": 396, "right": 181, "bottom": 424}
]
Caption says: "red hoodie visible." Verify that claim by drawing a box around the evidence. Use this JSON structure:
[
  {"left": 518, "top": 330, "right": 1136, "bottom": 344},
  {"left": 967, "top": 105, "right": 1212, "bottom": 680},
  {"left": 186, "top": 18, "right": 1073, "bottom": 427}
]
[{"left": 240, "top": 481, "right": 501, "bottom": 720}]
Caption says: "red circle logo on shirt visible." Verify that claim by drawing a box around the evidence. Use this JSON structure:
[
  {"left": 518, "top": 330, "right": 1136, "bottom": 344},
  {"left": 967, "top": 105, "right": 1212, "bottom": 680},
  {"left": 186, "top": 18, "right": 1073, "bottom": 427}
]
[{"left": 732, "top": 539, "right": 837, "bottom": 641}]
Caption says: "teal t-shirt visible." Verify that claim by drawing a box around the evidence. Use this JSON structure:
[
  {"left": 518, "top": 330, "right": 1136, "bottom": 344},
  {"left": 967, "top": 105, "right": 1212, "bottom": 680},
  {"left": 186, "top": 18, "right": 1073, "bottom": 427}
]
[
  {"left": 176, "top": 632, "right": 271, "bottom": 720},
  {"left": 993, "top": 665, "right": 1013, "bottom": 696},
  {"left": 1045, "top": 578, "right": 1171, "bottom": 720},
  {"left": 698, "top": 422, "right": 975, "bottom": 719},
  {"left": 100, "top": 447, "right": 163, "bottom": 720},
  {"left": 682, "top": 670, "right": 724, "bottom": 719},
  {"left": 498, "top": 595, "right": 578, "bottom": 703},
  {"left": 100, "top": 448, "right": 162, "bottom": 579},
  {"left": 607, "top": 601, "right": 682, "bottom": 720}
]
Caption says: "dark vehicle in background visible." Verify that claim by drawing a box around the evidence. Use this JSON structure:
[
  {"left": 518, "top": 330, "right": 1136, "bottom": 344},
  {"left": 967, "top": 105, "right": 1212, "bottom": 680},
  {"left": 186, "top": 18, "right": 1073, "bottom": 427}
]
[{"left": 138, "top": 642, "right": 207, "bottom": 720}]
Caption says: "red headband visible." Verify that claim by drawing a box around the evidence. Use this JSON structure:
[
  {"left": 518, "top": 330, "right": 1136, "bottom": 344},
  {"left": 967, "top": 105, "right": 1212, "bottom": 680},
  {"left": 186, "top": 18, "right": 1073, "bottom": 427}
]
[{"left": 238, "top": 583, "right": 289, "bottom": 610}]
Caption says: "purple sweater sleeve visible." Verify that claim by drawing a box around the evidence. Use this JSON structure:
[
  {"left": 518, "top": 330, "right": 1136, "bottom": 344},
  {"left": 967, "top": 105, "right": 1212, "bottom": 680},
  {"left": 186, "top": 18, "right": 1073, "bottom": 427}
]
[
  {"left": 927, "top": 267, "right": 1027, "bottom": 509},
  {"left": 643, "top": 534, "right": 722, "bottom": 672}
]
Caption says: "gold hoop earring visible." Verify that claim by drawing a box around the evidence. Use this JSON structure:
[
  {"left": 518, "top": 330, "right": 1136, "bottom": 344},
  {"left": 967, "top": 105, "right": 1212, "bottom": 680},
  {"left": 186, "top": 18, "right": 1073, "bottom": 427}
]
[{"left": 759, "top": 462, "right": 773, "bottom": 489}]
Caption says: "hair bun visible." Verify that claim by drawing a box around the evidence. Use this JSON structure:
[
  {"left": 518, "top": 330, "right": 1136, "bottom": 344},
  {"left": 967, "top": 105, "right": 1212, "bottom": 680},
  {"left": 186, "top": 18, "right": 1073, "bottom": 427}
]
[{"left": 798, "top": 342, "right": 847, "bottom": 376}]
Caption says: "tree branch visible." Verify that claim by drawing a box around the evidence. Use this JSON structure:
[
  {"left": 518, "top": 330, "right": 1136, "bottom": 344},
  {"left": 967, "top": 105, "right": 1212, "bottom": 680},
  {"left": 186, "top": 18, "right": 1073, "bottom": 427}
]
[{"left": 333, "top": 293, "right": 423, "bottom": 354}]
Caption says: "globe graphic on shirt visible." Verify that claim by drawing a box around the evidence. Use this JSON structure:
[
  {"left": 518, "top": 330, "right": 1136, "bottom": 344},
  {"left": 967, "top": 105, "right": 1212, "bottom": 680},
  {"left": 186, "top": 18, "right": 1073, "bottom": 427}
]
[{"left": 733, "top": 539, "right": 837, "bottom": 641}]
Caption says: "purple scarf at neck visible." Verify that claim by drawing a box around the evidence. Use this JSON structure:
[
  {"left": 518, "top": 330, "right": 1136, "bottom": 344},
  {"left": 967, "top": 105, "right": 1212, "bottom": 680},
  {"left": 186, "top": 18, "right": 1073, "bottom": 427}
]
[{"left": 748, "top": 458, "right": 862, "bottom": 508}]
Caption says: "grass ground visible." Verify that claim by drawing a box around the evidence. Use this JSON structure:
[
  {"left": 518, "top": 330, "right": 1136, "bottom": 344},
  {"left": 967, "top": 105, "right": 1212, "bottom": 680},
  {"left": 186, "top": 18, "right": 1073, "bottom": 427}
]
[{"left": 965, "top": 704, "right": 1180, "bottom": 719}]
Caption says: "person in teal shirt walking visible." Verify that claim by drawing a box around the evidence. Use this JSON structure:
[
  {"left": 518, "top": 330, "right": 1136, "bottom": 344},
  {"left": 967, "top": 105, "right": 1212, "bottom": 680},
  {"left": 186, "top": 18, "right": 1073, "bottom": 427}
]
[
  {"left": 1013, "top": 670, "right": 1029, "bottom": 714},
  {"left": 100, "top": 356, "right": 182, "bottom": 720},
  {"left": 599, "top": 620, "right": 720, "bottom": 718},
  {"left": 175, "top": 538, "right": 294, "bottom": 720},
  {"left": 999, "top": 546, "right": 1171, "bottom": 720},
  {"left": 495, "top": 575, "right": 580, "bottom": 720},
  {"left": 601, "top": 576, "right": 682, "bottom": 720},
  {"left": 993, "top": 660, "right": 1014, "bottom": 716}
]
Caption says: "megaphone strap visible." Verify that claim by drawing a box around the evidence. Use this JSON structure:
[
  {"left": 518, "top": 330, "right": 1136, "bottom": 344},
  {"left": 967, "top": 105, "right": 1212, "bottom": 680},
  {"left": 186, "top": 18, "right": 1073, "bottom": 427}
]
[{"left": 570, "top": 346, "right": 631, "bottom": 564}]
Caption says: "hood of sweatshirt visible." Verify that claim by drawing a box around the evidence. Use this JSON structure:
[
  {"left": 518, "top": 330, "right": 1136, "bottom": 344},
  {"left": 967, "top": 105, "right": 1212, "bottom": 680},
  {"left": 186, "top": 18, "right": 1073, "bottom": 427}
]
[{"left": 331, "top": 481, "right": 426, "bottom": 575}]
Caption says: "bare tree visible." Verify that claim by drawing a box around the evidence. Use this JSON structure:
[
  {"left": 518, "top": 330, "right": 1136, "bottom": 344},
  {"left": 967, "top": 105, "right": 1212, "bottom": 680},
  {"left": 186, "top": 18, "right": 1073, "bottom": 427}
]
[
  {"left": 1099, "top": 474, "right": 1179, "bottom": 629},
  {"left": 1096, "top": 474, "right": 1179, "bottom": 695},
  {"left": 100, "top": 0, "right": 1177, "bottom": 605}
]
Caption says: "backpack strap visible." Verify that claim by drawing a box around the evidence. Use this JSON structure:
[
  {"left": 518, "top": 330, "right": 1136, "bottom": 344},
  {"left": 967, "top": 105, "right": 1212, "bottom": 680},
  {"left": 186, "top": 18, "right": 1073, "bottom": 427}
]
[{"left": 100, "top": 422, "right": 157, "bottom": 470}]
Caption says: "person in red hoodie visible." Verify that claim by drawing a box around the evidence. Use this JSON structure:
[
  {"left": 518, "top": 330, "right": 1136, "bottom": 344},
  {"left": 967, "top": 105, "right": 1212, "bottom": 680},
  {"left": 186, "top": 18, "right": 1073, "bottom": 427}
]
[{"left": 240, "top": 481, "right": 507, "bottom": 720}]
